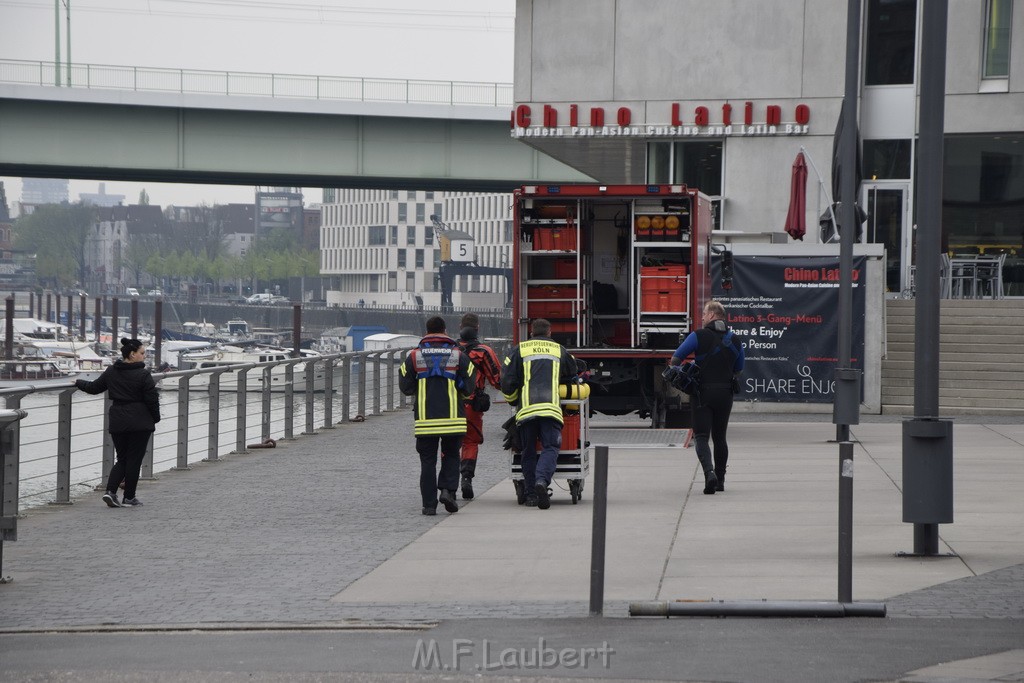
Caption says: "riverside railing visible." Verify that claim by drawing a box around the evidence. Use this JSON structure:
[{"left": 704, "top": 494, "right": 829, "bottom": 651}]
[
  {"left": 0, "top": 58, "right": 514, "bottom": 108},
  {"left": 1, "top": 347, "right": 413, "bottom": 514}
]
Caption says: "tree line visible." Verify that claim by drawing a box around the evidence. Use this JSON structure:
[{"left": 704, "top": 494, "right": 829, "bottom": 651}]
[{"left": 12, "top": 202, "right": 319, "bottom": 294}]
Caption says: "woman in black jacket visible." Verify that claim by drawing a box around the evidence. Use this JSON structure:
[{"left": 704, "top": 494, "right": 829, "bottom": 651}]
[{"left": 76, "top": 338, "right": 161, "bottom": 507}]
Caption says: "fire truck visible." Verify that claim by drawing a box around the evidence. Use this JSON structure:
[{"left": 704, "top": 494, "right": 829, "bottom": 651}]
[{"left": 511, "top": 184, "right": 714, "bottom": 427}]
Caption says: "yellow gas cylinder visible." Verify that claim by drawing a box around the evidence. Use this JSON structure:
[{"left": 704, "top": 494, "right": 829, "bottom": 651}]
[
  {"left": 559, "top": 382, "right": 591, "bottom": 410},
  {"left": 665, "top": 215, "right": 680, "bottom": 230},
  {"left": 635, "top": 215, "right": 651, "bottom": 229},
  {"left": 651, "top": 215, "right": 666, "bottom": 229}
]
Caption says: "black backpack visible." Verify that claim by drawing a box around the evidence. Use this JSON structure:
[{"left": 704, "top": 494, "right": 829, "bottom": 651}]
[{"left": 663, "top": 331, "right": 736, "bottom": 396}]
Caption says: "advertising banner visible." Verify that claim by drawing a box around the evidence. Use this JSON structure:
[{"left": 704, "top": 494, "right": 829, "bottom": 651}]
[{"left": 711, "top": 255, "right": 866, "bottom": 403}]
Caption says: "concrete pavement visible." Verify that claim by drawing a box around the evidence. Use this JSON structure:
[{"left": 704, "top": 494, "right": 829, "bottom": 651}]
[{"left": 1, "top": 408, "right": 1022, "bottom": 681}]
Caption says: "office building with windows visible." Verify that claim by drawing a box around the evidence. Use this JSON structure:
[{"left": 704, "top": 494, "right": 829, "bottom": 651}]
[
  {"left": 320, "top": 189, "right": 512, "bottom": 309},
  {"left": 512, "top": 0, "right": 1023, "bottom": 296}
]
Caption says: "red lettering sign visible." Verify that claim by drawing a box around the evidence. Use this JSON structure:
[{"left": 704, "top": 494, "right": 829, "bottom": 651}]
[
  {"left": 694, "top": 106, "right": 709, "bottom": 126},
  {"left": 543, "top": 104, "right": 557, "bottom": 127},
  {"left": 617, "top": 107, "right": 631, "bottom": 126},
  {"left": 515, "top": 104, "right": 531, "bottom": 128},
  {"left": 590, "top": 107, "right": 605, "bottom": 127}
]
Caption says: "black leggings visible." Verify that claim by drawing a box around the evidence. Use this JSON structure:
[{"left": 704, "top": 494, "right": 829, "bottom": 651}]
[
  {"left": 106, "top": 431, "right": 153, "bottom": 499},
  {"left": 691, "top": 389, "right": 734, "bottom": 477}
]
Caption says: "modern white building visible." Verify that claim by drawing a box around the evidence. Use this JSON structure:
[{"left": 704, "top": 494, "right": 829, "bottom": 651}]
[
  {"left": 320, "top": 189, "right": 512, "bottom": 309},
  {"left": 512, "top": 0, "right": 1024, "bottom": 297}
]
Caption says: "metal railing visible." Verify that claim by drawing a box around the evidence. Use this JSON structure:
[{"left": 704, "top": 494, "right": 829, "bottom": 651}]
[
  {"left": 0, "top": 58, "right": 514, "bottom": 108},
  {"left": 1, "top": 348, "right": 413, "bottom": 513}
]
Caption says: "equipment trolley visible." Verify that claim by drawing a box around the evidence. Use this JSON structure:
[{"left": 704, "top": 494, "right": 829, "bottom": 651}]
[{"left": 510, "top": 397, "right": 591, "bottom": 504}]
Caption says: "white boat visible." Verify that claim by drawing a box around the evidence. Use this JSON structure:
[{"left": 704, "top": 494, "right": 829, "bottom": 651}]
[
  {"left": 0, "top": 358, "right": 78, "bottom": 388},
  {"left": 16, "top": 340, "right": 111, "bottom": 381},
  {"left": 176, "top": 345, "right": 330, "bottom": 392}
]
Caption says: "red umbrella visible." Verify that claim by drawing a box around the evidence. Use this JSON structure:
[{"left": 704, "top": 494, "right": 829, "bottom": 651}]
[{"left": 784, "top": 151, "right": 808, "bottom": 241}]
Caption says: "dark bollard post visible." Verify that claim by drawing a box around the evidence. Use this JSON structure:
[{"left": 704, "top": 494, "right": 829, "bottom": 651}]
[
  {"left": 590, "top": 444, "right": 609, "bottom": 616},
  {"left": 28, "top": 291, "right": 34, "bottom": 318},
  {"left": 45, "top": 292, "right": 51, "bottom": 322},
  {"left": 55, "top": 296, "right": 61, "bottom": 331},
  {"left": 838, "top": 440, "right": 854, "bottom": 603},
  {"left": 154, "top": 298, "right": 163, "bottom": 369},
  {"left": 111, "top": 298, "right": 119, "bottom": 348},
  {"left": 94, "top": 298, "right": 102, "bottom": 344},
  {"left": 130, "top": 297, "right": 139, "bottom": 339},
  {"left": 80, "top": 293, "right": 86, "bottom": 340},
  {"left": 4, "top": 297, "right": 13, "bottom": 360},
  {"left": 292, "top": 305, "right": 301, "bottom": 359},
  {"left": 52, "top": 389, "right": 75, "bottom": 504}
]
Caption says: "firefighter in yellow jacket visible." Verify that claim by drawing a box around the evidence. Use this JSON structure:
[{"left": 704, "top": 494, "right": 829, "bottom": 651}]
[
  {"left": 399, "top": 316, "right": 476, "bottom": 515},
  {"left": 500, "top": 319, "right": 576, "bottom": 510}
]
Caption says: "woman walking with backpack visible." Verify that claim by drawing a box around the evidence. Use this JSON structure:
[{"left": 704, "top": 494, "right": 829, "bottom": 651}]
[
  {"left": 670, "top": 301, "right": 744, "bottom": 494},
  {"left": 76, "top": 338, "right": 161, "bottom": 507}
]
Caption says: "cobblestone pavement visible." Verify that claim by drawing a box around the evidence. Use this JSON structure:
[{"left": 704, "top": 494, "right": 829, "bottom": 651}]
[{"left": 1, "top": 409, "right": 1022, "bottom": 630}]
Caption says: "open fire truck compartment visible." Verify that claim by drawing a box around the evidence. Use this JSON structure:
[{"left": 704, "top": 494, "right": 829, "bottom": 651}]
[{"left": 512, "top": 184, "right": 714, "bottom": 427}]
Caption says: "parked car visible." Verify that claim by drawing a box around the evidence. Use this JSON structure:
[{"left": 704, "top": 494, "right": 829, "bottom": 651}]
[
  {"left": 147, "top": 289, "right": 163, "bottom": 298},
  {"left": 125, "top": 287, "right": 141, "bottom": 297}
]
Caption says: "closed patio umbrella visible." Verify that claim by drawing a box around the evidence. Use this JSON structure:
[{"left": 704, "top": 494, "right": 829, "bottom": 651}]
[{"left": 784, "top": 152, "right": 808, "bottom": 240}]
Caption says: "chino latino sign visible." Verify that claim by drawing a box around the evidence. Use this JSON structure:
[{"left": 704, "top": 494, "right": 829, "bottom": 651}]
[
  {"left": 511, "top": 101, "right": 812, "bottom": 138},
  {"left": 711, "top": 255, "right": 866, "bottom": 404}
]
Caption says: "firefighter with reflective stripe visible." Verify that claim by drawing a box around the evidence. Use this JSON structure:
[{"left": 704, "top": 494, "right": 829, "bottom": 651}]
[
  {"left": 500, "top": 318, "right": 576, "bottom": 510},
  {"left": 457, "top": 313, "right": 503, "bottom": 500},
  {"left": 399, "top": 316, "right": 476, "bottom": 515}
]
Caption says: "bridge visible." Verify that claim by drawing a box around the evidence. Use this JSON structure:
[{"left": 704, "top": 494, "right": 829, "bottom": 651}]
[{"left": 0, "top": 59, "right": 591, "bottom": 191}]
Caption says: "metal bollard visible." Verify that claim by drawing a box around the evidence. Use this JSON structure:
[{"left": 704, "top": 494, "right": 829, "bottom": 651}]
[{"left": 589, "top": 444, "right": 609, "bottom": 616}]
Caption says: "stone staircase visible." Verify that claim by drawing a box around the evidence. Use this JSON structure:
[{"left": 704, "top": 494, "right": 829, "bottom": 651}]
[{"left": 882, "top": 299, "right": 1024, "bottom": 415}]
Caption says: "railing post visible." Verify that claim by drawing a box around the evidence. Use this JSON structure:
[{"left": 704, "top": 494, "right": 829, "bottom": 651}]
[
  {"left": 386, "top": 350, "right": 396, "bottom": 411},
  {"left": 261, "top": 366, "right": 272, "bottom": 441},
  {"left": 340, "top": 356, "right": 351, "bottom": 424},
  {"left": 140, "top": 428, "right": 155, "bottom": 480},
  {"left": 358, "top": 352, "right": 368, "bottom": 418},
  {"left": 304, "top": 359, "right": 316, "bottom": 435},
  {"left": 316, "top": 75, "right": 320, "bottom": 99},
  {"left": 1, "top": 408, "right": 29, "bottom": 584},
  {"left": 235, "top": 368, "right": 249, "bottom": 453},
  {"left": 321, "top": 357, "right": 335, "bottom": 429},
  {"left": 372, "top": 352, "right": 384, "bottom": 416},
  {"left": 174, "top": 375, "right": 191, "bottom": 469},
  {"left": 52, "top": 389, "right": 74, "bottom": 504},
  {"left": 204, "top": 372, "right": 222, "bottom": 462},
  {"left": 99, "top": 394, "right": 114, "bottom": 490},
  {"left": 283, "top": 363, "right": 295, "bottom": 440}
]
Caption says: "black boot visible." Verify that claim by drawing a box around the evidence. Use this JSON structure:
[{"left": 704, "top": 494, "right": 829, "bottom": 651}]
[
  {"left": 695, "top": 443, "right": 716, "bottom": 495},
  {"left": 460, "top": 459, "right": 476, "bottom": 499},
  {"left": 714, "top": 471, "right": 725, "bottom": 492}
]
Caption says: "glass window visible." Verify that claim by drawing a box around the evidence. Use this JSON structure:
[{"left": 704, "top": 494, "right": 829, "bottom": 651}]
[
  {"left": 398, "top": 204, "right": 407, "bottom": 222},
  {"left": 647, "top": 142, "right": 671, "bottom": 182},
  {"left": 397, "top": 250, "right": 406, "bottom": 268},
  {"left": 425, "top": 226, "right": 434, "bottom": 246},
  {"left": 863, "top": 139, "right": 912, "bottom": 179},
  {"left": 407, "top": 225, "right": 416, "bottom": 245},
  {"left": 647, "top": 140, "right": 724, "bottom": 229},
  {"left": 390, "top": 225, "right": 398, "bottom": 245},
  {"left": 943, "top": 133, "right": 1024, "bottom": 295},
  {"left": 416, "top": 203, "right": 425, "bottom": 222},
  {"left": 865, "top": 0, "right": 917, "bottom": 85},
  {"left": 674, "top": 141, "right": 723, "bottom": 196},
  {"left": 415, "top": 249, "right": 424, "bottom": 268},
  {"left": 368, "top": 225, "right": 386, "bottom": 245},
  {"left": 983, "top": 0, "right": 1013, "bottom": 78},
  {"left": 407, "top": 191, "right": 416, "bottom": 200}
]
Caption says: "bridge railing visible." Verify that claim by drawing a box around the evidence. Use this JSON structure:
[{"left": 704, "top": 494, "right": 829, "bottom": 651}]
[
  {"left": 1, "top": 347, "right": 416, "bottom": 516},
  {"left": 0, "top": 58, "right": 514, "bottom": 107}
]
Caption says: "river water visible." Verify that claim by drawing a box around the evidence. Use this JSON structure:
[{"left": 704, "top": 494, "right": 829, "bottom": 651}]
[{"left": 8, "top": 365, "right": 399, "bottom": 510}]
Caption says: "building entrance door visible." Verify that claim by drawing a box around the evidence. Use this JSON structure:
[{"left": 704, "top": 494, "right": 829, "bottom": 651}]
[{"left": 861, "top": 182, "right": 911, "bottom": 295}]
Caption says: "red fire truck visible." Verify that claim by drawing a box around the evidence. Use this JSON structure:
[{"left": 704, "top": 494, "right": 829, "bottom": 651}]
[{"left": 512, "top": 184, "right": 714, "bottom": 427}]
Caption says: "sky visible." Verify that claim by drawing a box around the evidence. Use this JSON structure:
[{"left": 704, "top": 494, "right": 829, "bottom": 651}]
[{"left": 0, "top": 0, "right": 515, "bottom": 211}]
